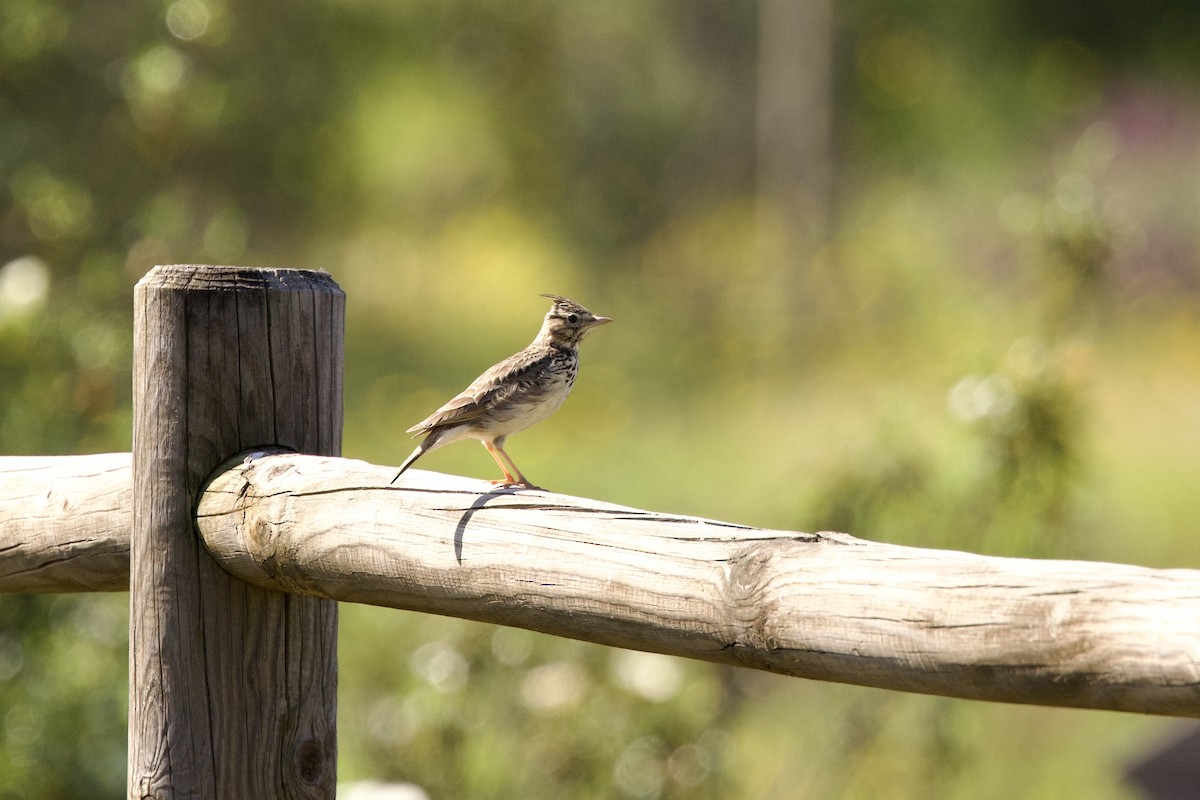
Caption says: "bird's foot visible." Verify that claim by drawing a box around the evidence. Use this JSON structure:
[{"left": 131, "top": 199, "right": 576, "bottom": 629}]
[{"left": 490, "top": 479, "right": 542, "bottom": 491}]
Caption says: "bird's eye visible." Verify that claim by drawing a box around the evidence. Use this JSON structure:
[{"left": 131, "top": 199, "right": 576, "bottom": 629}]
[{"left": 567, "top": 313, "right": 579, "bottom": 324}]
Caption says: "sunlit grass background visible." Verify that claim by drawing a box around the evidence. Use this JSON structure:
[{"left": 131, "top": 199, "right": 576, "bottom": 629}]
[{"left": 2, "top": 0, "right": 1199, "bottom": 797}]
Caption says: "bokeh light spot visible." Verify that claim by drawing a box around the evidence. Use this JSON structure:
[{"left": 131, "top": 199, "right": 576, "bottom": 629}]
[
  {"left": 613, "top": 736, "right": 666, "bottom": 799},
  {"left": 490, "top": 626, "right": 533, "bottom": 666},
  {"left": 0, "top": 4, "right": 68, "bottom": 61},
  {"left": 0, "top": 256, "right": 50, "bottom": 317},
  {"left": 166, "top": 0, "right": 211, "bottom": 41},
  {"left": 72, "top": 324, "right": 120, "bottom": 370},
  {"left": 1055, "top": 172, "right": 1095, "bottom": 214},
  {"left": 409, "top": 641, "right": 468, "bottom": 693},
  {"left": 520, "top": 660, "right": 587, "bottom": 712},
  {"left": 203, "top": 206, "right": 249, "bottom": 262},
  {"left": 611, "top": 650, "right": 683, "bottom": 702},
  {"left": 10, "top": 168, "right": 94, "bottom": 240}
]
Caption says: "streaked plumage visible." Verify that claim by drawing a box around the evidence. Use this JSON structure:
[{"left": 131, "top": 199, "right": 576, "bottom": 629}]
[{"left": 390, "top": 294, "right": 611, "bottom": 489}]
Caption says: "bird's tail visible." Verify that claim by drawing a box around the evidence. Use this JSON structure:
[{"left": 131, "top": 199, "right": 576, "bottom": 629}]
[{"left": 390, "top": 443, "right": 428, "bottom": 485}]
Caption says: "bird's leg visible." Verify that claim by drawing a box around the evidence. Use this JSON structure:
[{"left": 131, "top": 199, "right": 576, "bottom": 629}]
[
  {"left": 484, "top": 440, "right": 540, "bottom": 490},
  {"left": 483, "top": 441, "right": 520, "bottom": 486},
  {"left": 496, "top": 444, "right": 538, "bottom": 489}
]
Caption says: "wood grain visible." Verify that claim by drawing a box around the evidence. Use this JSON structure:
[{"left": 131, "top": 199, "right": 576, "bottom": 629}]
[
  {"left": 0, "top": 453, "right": 130, "bottom": 592},
  {"left": 130, "top": 265, "right": 342, "bottom": 799},
  {"left": 198, "top": 450, "right": 1200, "bottom": 718}
]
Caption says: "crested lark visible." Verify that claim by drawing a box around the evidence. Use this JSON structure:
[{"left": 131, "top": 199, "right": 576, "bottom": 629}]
[{"left": 391, "top": 294, "right": 612, "bottom": 489}]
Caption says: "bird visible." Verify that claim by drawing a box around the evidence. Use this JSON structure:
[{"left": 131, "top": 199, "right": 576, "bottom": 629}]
[{"left": 390, "top": 294, "right": 612, "bottom": 489}]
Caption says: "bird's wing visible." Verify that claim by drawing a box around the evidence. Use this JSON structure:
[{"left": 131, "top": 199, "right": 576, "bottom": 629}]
[
  {"left": 406, "top": 347, "right": 555, "bottom": 434},
  {"left": 406, "top": 393, "right": 484, "bottom": 433}
]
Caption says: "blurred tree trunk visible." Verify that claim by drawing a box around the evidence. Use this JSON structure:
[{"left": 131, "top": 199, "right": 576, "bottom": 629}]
[{"left": 756, "top": 0, "right": 834, "bottom": 341}]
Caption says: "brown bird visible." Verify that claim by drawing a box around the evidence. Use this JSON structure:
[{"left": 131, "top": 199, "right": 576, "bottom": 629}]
[{"left": 391, "top": 294, "right": 612, "bottom": 489}]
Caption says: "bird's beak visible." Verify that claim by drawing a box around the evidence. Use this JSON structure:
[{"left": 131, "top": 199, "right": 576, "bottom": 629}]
[{"left": 590, "top": 316, "right": 613, "bottom": 327}]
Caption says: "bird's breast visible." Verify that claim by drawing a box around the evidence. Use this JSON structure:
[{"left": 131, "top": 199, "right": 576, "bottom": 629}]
[{"left": 484, "top": 353, "right": 578, "bottom": 435}]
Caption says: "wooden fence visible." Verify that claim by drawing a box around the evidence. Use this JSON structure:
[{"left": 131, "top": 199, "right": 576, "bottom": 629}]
[{"left": 1, "top": 264, "right": 1198, "bottom": 799}]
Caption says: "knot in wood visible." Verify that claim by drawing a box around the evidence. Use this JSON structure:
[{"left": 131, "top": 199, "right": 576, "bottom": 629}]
[
  {"left": 723, "top": 542, "right": 784, "bottom": 658},
  {"left": 296, "top": 737, "right": 326, "bottom": 785}
]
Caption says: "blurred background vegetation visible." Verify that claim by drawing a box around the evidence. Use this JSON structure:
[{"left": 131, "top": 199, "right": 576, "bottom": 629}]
[{"left": 2, "top": 0, "right": 1199, "bottom": 797}]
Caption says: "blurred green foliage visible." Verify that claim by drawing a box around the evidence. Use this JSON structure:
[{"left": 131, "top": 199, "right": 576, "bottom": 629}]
[{"left": 3, "top": 1, "right": 1200, "bottom": 798}]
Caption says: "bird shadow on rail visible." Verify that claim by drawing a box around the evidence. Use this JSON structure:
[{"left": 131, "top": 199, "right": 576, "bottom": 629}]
[{"left": 453, "top": 485, "right": 531, "bottom": 565}]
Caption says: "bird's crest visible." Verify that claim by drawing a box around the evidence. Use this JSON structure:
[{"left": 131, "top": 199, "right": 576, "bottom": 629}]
[{"left": 539, "top": 293, "right": 593, "bottom": 320}]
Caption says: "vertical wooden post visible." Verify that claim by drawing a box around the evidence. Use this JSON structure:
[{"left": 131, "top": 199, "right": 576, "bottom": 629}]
[{"left": 130, "top": 265, "right": 343, "bottom": 799}]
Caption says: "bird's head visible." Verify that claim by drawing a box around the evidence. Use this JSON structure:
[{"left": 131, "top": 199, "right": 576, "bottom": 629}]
[{"left": 538, "top": 294, "right": 612, "bottom": 345}]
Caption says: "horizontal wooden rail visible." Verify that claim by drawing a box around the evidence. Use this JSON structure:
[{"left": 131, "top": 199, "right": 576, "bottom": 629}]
[
  {"left": 3, "top": 451, "right": 1199, "bottom": 717},
  {"left": 197, "top": 449, "right": 1200, "bottom": 717},
  {"left": 0, "top": 453, "right": 131, "bottom": 592}
]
